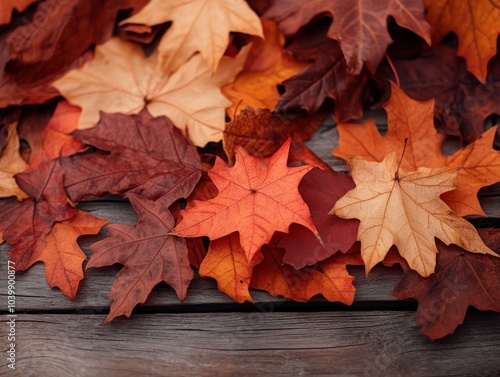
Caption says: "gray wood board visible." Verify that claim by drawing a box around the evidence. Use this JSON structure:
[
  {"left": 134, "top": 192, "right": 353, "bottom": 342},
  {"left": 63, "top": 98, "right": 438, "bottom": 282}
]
[{"left": 0, "top": 312, "right": 499, "bottom": 377}]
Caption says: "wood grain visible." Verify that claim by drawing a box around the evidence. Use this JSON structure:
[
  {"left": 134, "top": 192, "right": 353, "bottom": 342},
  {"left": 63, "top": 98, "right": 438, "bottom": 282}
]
[{"left": 1, "top": 312, "right": 499, "bottom": 377}]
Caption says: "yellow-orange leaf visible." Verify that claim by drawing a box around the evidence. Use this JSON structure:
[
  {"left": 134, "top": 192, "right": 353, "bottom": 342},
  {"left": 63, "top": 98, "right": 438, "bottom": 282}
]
[
  {"left": 174, "top": 139, "right": 318, "bottom": 262},
  {"left": 199, "top": 232, "right": 263, "bottom": 303},
  {"left": 425, "top": 0, "right": 500, "bottom": 82},
  {"left": 331, "top": 153, "right": 497, "bottom": 277},
  {"left": 222, "top": 18, "right": 307, "bottom": 116}
]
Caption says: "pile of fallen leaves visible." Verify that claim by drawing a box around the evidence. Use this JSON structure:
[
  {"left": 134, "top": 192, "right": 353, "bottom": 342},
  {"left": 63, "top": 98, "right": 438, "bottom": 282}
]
[{"left": 1, "top": 0, "right": 499, "bottom": 340}]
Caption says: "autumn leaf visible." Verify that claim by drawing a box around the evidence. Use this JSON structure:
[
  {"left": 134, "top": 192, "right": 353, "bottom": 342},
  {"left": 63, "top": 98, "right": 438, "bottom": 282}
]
[
  {"left": 266, "top": 0, "right": 430, "bottom": 74},
  {"left": 425, "top": 0, "right": 500, "bottom": 83},
  {"left": 250, "top": 244, "right": 361, "bottom": 304},
  {"left": 0, "top": 121, "right": 28, "bottom": 199},
  {"left": 121, "top": 0, "right": 263, "bottom": 73},
  {"left": 174, "top": 139, "right": 318, "bottom": 262},
  {"left": 331, "top": 152, "right": 497, "bottom": 277},
  {"left": 61, "top": 112, "right": 203, "bottom": 202},
  {"left": 199, "top": 232, "right": 263, "bottom": 303},
  {"left": 88, "top": 194, "right": 194, "bottom": 323},
  {"left": 53, "top": 37, "right": 248, "bottom": 147},
  {"left": 334, "top": 83, "right": 500, "bottom": 217},
  {"left": 222, "top": 18, "right": 306, "bottom": 116},
  {"left": 277, "top": 167, "right": 359, "bottom": 269},
  {"left": 0, "top": 0, "right": 147, "bottom": 107},
  {"left": 223, "top": 107, "right": 324, "bottom": 166},
  {"left": 1, "top": 158, "right": 76, "bottom": 270},
  {"left": 385, "top": 229, "right": 500, "bottom": 340},
  {"left": 273, "top": 19, "right": 372, "bottom": 122},
  {"left": 38, "top": 210, "right": 107, "bottom": 299},
  {"left": 377, "top": 42, "right": 500, "bottom": 142},
  {"left": 0, "top": 0, "right": 36, "bottom": 25}
]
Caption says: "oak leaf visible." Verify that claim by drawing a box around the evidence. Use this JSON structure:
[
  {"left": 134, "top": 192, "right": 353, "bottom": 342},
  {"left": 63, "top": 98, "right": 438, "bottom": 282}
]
[
  {"left": 334, "top": 84, "right": 500, "bottom": 217},
  {"left": 53, "top": 37, "right": 248, "bottom": 147},
  {"left": 331, "top": 153, "right": 497, "bottom": 277},
  {"left": 385, "top": 229, "right": 500, "bottom": 340},
  {"left": 1, "top": 158, "right": 76, "bottom": 271},
  {"left": 174, "top": 139, "right": 318, "bottom": 262},
  {"left": 121, "top": 0, "right": 263, "bottom": 73},
  {"left": 266, "top": 0, "right": 430, "bottom": 74},
  {"left": 0, "top": 122, "right": 28, "bottom": 199},
  {"left": 425, "top": 0, "right": 500, "bottom": 83},
  {"left": 222, "top": 18, "right": 306, "bottom": 116},
  {"left": 61, "top": 112, "right": 203, "bottom": 202},
  {"left": 278, "top": 167, "right": 359, "bottom": 269},
  {"left": 88, "top": 194, "right": 194, "bottom": 323},
  {"left": 250, "top": 244, "right": 361, "bottom": 304},
  {"left": 39, "top": 210, "right": 107, "bottom": 299},
  {"left": 199, "top": 232, "right": 263, "bottom": 303}
]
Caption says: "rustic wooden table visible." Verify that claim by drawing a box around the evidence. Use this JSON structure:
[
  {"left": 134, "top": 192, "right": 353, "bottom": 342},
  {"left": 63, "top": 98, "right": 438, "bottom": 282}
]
[{"left": 1, "top": 121, "right": 500, "bottom": 376}]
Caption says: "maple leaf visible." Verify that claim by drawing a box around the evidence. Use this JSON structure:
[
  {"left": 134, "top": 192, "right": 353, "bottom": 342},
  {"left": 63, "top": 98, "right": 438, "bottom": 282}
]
[
  {"left": 250, "top": 244, "right": 361, "bottom": 304},
  {"left": 385, "top": 229, "right": 500, "bottom": 340},
  {"left": 277, "top": 168, "right": 359, "bottom": 269},
  {"left": 331, "top": 152, "right": 497, "bottom": 277},
  {"left": 334, "top": 83, "right": 500, "bottom": 217},
  {"left": 1, "top": 158, "right": 76, "bottom": 270},
  {"left": 222, "top": 18, "right": 306, "bottom": 116},
  {"left": 88, "top": 194, "right": 194, "bottom": 323},
  {"left": 38, "top": 210, "right": 107, "bottom": 299},
  {"left": 174, "top": 139, "right": 318, "bottom": 262},
  {"left": 0, "top": 0, "right": 36, "bottom": 25},
  {"left": 121, "top": 0, "right": 263, "bottom": 73},
  {"left": 199, "top": 232, "right": 263, "bottom": 303},
  {"left": 266, "top": 0, "right": 430, "bottom": 74},
  {"left": 53, "top": 37, "right": 248, "bottom": 147},
  {"left": 425, "top": 0, "right": 500, "bottom": 83},
  {"left": 377, "top": 42, "right": 500, "bottom": 142},
  {"left": 61, "top": 112, "right": 203, "bottom": 202},
  {"left": 273, "top": 19, "right": 372, "bottom": 122},
  {"left": 0, "top": 121, "right": 28, "bottom": 199}
]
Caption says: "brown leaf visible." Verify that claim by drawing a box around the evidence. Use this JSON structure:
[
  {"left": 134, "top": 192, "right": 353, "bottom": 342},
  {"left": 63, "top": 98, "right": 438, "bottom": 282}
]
[
  {"left": 88, "top": 194, "right": 194, "bottom": 323},
  {"left": 61, "top": 112, "right": 203, "bottom": 202},
  {"left": 0, "top": 121, "right": 28, "bottom": 199},
  {"left": 266, "top": 0, "right": 430, "bottom": 74}
]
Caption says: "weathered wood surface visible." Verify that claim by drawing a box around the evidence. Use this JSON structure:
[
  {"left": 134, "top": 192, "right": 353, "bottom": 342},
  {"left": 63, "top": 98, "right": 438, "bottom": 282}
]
[
  {"left": 1, "top": 120, "right": 499, "bottom": 376},
  {"left": 1, "top": 312, "right": 499, "bottom": 377}
]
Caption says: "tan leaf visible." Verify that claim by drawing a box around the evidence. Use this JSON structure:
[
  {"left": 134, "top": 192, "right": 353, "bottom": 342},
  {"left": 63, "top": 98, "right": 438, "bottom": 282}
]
[
  {"left": 122, "top": 0, "right": 263, "bottom": 73},
  {"left": 331, "top": 153, "right": 497, "bottom": 277},
  {"left": 0, "top": 122, "right": 28, "bottom": 199},
  {"left": 53, "top": 37, "right": 248, "bottom": 147}
]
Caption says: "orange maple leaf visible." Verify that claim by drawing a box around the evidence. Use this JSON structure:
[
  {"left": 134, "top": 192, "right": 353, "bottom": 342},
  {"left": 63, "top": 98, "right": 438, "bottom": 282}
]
[
  {"left": 199, "top": 232, "right": 263, "bottom": 303},
  {"left": 425, "top": 0, "right": 500, "bottom": 83},
  {"left": 333, "top": 83, "right": 500, "bottom": 216},
  {"left": 39, "top": 210, "right": 107, "bottom": 299},
  {"left": 250, "top": 244, "right": 361, "bottom": 304},
  {"left": 174, "top": 139, "right": 318, "bottom": 262},
  {"left": 222, "top": 18, "right": 307, "bottom": 116},
  {"left": 0, "top": 121, "right": 28, "bottom": 199}
]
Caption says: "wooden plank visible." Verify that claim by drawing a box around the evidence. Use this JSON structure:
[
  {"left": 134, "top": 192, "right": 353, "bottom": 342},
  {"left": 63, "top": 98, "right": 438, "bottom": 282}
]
[{"left": 1, "top": 312, "right": 499, "bottom": 376}]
